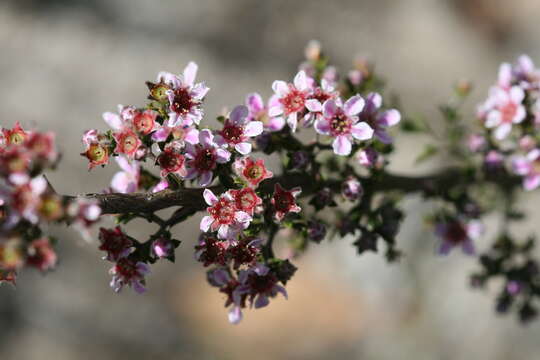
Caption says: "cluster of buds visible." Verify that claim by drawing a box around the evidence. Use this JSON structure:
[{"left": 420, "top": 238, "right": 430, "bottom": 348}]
[{"left": 1, "top": 123, "right": 100, "bottom": 285}]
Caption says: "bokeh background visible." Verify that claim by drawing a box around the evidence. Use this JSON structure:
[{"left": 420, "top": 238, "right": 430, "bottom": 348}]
[{"left": 1, "top": 0, "right": 540, "bottom": 359}]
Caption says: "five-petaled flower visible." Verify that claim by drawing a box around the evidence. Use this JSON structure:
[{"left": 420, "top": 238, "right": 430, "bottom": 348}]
[
  {"left": 200, "top": 189, "right": 252, "bottom": 240},
  {"left": 315, "top": 96, "right": 374, "bottom": 156},
  {"left": 215, "top": 105, "right": 263, "bottom": 155},
  {"left": 157, "top": 62, "right": 210, "bottom": 126},
  {"left": 98, "top": 226, "right": 133, "bottom": 262},
  {"left": 109, "top": 257, "right": 150, "bottom": 294},
  {"left": 271, "top": 183, "right": 302, "bottom": 221},
  {"left": 270, "top": 70, "right": 319, "bottom": 132},
  {"left": 185, "top": 129, "right": 231, "bottom": 187},
  {"left": 233, "top": 157, "right": 273, "bottom": 188},
  {"left": 357, "top": 92, "right": 401, "bottom": 144},
  {"left": 435, "top": 218, "right": 483, "bottom": 255}
]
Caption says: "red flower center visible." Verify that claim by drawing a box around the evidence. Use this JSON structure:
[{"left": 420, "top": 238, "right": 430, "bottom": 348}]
[
  {"left": 280, "top": 87, "right": 307, "bottom": 115},
  {"left": 193, "top": 148, "right": 217, "bottom": 171},
  {"left": 209, "top": 198, "right": 236, "bottom": 225},
  {"left": 445, "top": 222, "right": 467, "bottom": 244},
  {"left": 171, "top": 88, "right": 196, "bottom": 115},
  {"left": 220, "top": 124, "right": 244, "bottom": 144},
  {"left": 234, "top": 188, "right": 259, "bottom": 212},
  {"left": 500, "top": 102, "right": 518, "bottom": 124},
  {"left": 158, "top": 150, "right": 185, "bottom": 172},
  {"left": 115, "top": 258, "right": 139, "bottom": 279}
]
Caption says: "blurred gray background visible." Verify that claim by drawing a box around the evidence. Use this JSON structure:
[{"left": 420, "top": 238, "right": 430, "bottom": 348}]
[{"left": 1, "top": 0, "right": 540, "bottom": 359}]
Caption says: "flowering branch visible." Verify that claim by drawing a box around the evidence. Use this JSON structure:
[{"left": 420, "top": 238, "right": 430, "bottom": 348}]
[{"left": 2, "top": 40, "right": 540, "bottom": 325}]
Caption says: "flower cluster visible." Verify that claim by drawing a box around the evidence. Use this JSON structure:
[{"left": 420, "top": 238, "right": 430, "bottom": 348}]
[
  {"left": 473, "top": 56, "right": 540, "bottom": 191},
  {"left": 98, "top": 226, "right": 150, "bottom": 293},
  {"left": 1, "top": 122, "right": 101, "bottom": 285}
]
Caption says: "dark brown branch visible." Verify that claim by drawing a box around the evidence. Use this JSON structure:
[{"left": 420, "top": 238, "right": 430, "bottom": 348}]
[{"left": 67, "top": 168, "right": 518, "bottom": 216}]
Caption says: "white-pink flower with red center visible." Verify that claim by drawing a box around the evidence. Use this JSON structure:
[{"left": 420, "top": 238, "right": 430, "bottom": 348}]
[
  {"left": 200, "top": 189, "right": 252, "bottom": 240},
  {"left": 315, "top": 96, "right": 374, "bottom": 156},
  {"left": 1, "top": 176, "right": 48, "bottom": 226},
  {"left": 155, "top": 146, "right": 187, "bottom": 178},
  {"left": 25, "top": 132, "right": 58, "bottom": 163},
  {"left": 229, "top": 187, "right": 262, "bottom": 216},
  {"left": 185, "top": 129, "right": 231, "bottom": 187},
  {"left": 109, "top": 257, "right": 150, "bottom": 294},
  {"left": 481, "top": 85, "right": 526, "bottom": 140},
  {"left": 26, "top": 237, "right": 57, "bottom": 272},
  {"left": 215, "top": 105, "right": 263, "bottom": 155},
  {"left": 158, "top": 62, "right": 209, "bottom": 127},
  {"left": 233, "top": 157, "right": 273, "bottom": 188},
  {"left": 512, "top": 149, "right": 540, "bottom": 191},
  {"left": 269, "top": 70, "right": 319, "bottom": 132},
  {"left": 245, "top": 93, "right": 285, "bottom": 132},
  {"left": 271, "top": 183, "right": 301, "bottom": 222},
  {"left": 110, "top": 156, "right": 140, "bottom": 193},
  {"left": 435, "top": 218, "right": 483, "bottom": 256}
]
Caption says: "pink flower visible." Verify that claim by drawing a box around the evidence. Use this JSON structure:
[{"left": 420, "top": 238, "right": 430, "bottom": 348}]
[
  {"left": 512, "top": 149, "right": 540, "bottom": 191},
  {"left": 215, "top": 105, "right": 263, "bottom": 155},
  {"left": 482, "top": 86, "right": 526, "bottom": 140},
  {"left": 111, "top": 156, "right": 140, "bottom": 193},
  {"left": 26, "top": 237, "right": 57, "bottom": 272},
  {"left": 113, "top": 128, "right": 142, "bottom": 159},
  {"left": 271, "top": 183, "right": 301, "bottom": 222},
  {"left": 315, "top": 96, "right": 374, "bottom": 156},
  {"left": 25, "top": 132, "right": 58, "bottom": 163},
  {"left": 2, "top": 122, "right": 27, "bottom": 146},
  {"left": 234, "top": 264, "right": 287, "bottom": 310},
  {"left": 358, "top": 92, "right": 401, "bottom": 144},
  {"left": 356, "top": 147, "right": 381, "bottom": 168},
  {"left": 200, "top": 189, "right": 252, "bottom": 240},
  {"left": 2, "top": 176, "right": 48, "bottom": 225},
  {"left": 195, "top": 235, "right": 228, "bottom": 267},
  {"left": 80, "top": 130, "right": 109, "bottom": 170},
  {"left": 158, "top": 62, "right": 209, "bottom": 126},
  {"left": 245, "top": 93, "right": 285, "bottom": 132},
  {"left": 270, "top": 70, "right": 318, "bottom": 132},
  {"left": 233, "top": 157, "right": 273, "bottom": 188},
  {"left": 132, "top": 110, "right": 159, "bottom": 135},
  {"left": 185, "top": 130, "right": 231, "bottom": 187},
  {"left": 435, "top": 219, "right": 483, "bottom": 255},
  {"left": 229, "top": 187, "right": 262, "bottom": 216},
  {"left": 98, "top": 226, "right": 133, "bottom": 262},
  {"left": 156, "top": 147, "right": 187, "bottom": 178},
  {"left": 109, "top": 258, "right": 150, "bottom": 294}
]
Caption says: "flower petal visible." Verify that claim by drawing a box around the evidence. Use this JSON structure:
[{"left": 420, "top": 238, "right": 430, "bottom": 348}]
[
  {"left": 183, "top": 61, "right": 198, "bottom": 86},
  {"left": 203, "top": 189, "right": 218, "bottom": 205},
  {"left": 344, "top": 95, "right": 365, "bottom": 116},
  {"left": 351, "top": 122, "right": 374, "bottom": 141},
  {"left": 333, "top": 136, "right": 352, "bottom": 156},
  {"left": 244, "top": 121, "right": 263, "bottom": 137}
]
